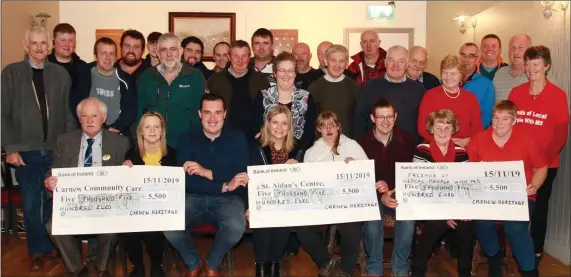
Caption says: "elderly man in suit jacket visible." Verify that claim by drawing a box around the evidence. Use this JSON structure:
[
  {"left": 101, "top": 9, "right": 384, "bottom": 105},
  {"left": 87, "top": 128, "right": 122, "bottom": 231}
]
[{"left": 44, "top": 97, "right": 130, "bottom": 277}]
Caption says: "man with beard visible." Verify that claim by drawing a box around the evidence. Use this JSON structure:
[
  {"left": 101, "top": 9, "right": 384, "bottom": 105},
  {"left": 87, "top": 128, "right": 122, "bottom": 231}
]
[
  {"left": 249, "top": 28, "right": 276, "bottom": 86},
  {"left": 72, "top": 38, "right": 136, "bottom": 138},
  {"left": 181, "top": 36, "right": 214, "bottom": 80},
  {"left": 293, "top": 42, "right": 323, "bottom": 90},
  {"left": 144, "top": 31, "right": 162, "bottom": 67},
  {"left": 137, "top": 33, "right": 206, "bottom": 149},
  {"left": 116, "top": 30, "right": 151, "bottom": 83},
  {"left": 346, "top": 29, "right": 388, "bottom": 87},
  {"left": 2, "top": 26, "right": 76, "bottom": 271},
  {"left": 212, "top": 41, "right": 230, "bottom": 73},
  {"left": 459, "top": 43, "right": 495, "bottom": 128},
  {"left": 47, "top": 23, "right": 86, "bottom": 95}
]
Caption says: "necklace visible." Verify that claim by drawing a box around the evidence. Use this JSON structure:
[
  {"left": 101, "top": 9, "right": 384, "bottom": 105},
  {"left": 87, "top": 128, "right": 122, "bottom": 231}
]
[{"left": 443, "top": 86, "right": 460, "bottom": 99}]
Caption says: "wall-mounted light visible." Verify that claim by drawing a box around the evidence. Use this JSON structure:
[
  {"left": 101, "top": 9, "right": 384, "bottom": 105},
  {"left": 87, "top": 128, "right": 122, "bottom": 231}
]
[
  {"left": 29, "top": 13, "right": 51, "bottom": 27},
  {"left": 541, "top": 1, "right": 569, "bottom": 19},
  {"left": 454, "top": 15, "right": 468, "bottom": 34}
]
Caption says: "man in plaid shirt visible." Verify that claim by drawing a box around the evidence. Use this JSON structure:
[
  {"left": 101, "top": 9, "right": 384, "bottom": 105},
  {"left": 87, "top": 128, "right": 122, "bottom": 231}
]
[{"left": 346, "top": 30, "right": 387, "bottom": 87}]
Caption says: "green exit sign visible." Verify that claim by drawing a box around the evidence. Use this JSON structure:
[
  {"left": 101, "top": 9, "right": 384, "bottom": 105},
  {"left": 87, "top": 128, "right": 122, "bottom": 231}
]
[{"left": 367, "top": 4, "right": 395, "bottom": 19}]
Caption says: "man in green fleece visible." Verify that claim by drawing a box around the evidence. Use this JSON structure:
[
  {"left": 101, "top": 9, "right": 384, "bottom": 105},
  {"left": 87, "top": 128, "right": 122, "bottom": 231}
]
[{"left": 137, "top": 33, "right": 206, "bottom": 149}]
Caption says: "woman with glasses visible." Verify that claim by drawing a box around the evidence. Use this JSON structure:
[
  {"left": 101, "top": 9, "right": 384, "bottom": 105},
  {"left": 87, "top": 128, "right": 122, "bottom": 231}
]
[
  {"left": 409, "top": 109, "right": 473, "bottom": 277},
  {"left": 252, "top": 51, "right": 317, "bottom": 161},
  {"left": 296, "top": 111, "right": 368, "bottom": 277},
  {"left": 121, "top": 112, "right": 177, "bottom": 277},
  {"left": 417, "top": 54, "right": 483, "bottom": 147}
]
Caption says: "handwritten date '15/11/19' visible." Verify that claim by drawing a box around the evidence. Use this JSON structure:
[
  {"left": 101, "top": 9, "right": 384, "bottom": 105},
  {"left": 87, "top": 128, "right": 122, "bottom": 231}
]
[
  {"left": 143, "top": 177, "right": 180, "bottom": 184},
  {"left": 484, "top": 170, "right": 521, "bottom": 178},
  {"left": 337, "top": 172, "right": 371, "bottom": 180}
]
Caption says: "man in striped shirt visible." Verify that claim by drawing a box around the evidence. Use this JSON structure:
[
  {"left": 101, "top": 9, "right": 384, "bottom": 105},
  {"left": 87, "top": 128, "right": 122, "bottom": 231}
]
[{"left": 493, "top": 34, "right": 532, "bottom": 103}]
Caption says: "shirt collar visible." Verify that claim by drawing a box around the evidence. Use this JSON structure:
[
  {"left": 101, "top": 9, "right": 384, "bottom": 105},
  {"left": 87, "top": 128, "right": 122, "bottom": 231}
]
[
  {"left": 228, "top": 67, "right": 248, "bottom": 78},
  {"left": 324, "top": 73, "right": 345, "bottom": 82},
  {"left": 82, "top": 131, "right": 103, "bottom": 145},
  {"left": 28, "top": 57, "right": 45, "bottom": 69},
  {"left": 384, "top": 74, "right": 407, "bottom": 83},
  {"left": 157, "top": 60, "right": 182, "bottom": 79},
  {"left": 407, "top": 72, "right": 424, "bottom": 83}
]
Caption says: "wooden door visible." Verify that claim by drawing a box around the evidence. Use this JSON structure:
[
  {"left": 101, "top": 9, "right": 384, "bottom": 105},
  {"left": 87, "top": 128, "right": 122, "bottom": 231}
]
[{"left": 95, "top": 29, "right": 124, "bottom": 60}]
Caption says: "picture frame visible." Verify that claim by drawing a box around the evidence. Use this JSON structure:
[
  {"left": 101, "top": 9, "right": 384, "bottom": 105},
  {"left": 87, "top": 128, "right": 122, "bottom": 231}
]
[
  {"left": 168, "top": 12, "right": 236, "bottom": 61},
  {"left": 343, "top": 28, "right": 414, "bottom": 55}
]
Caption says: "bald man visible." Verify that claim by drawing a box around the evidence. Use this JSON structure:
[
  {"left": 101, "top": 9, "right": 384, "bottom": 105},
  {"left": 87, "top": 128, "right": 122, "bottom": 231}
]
[
  {"left": 406, "top": 46, "right": 440, "bottom": 91},
  {"left": 493, "top": 34, "right": 533, "bottom": 103},
  {"left": 346, "top": 30, "right": 387, "bottom": 87},
  {"left": 293, "top": 42, "right": 324, "bottom": 90},
  {"left": 316, "top": 41, "right": 333, "bottom": 72}
]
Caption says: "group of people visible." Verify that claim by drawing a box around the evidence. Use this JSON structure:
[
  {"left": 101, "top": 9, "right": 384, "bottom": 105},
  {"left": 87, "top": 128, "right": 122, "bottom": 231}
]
[{"left": 1, "top": 21, "right": 568, "bottom": 277}]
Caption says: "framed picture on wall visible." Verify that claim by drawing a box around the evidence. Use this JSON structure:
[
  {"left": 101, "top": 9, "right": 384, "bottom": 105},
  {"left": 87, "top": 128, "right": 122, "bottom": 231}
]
[
  {"left": 343, "top": 28, "right": 414, "bottom": 56},
  {"left": 168, "top": 12, "right": 236, "bottom": 61}
]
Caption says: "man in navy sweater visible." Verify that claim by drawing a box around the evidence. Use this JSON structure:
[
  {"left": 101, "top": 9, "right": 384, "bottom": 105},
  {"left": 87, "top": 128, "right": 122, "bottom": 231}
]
[{"left": 164, "top": 94, "right": 249, "bottom": 277}]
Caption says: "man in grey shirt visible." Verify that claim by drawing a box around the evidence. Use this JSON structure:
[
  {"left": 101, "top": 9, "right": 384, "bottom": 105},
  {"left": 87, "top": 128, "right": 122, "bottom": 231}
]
[
  {"left": 72, "top": 37, "right": 136, "bottom": 140},
  {"left": 493, "top": 34, "right": 532, "bottom": 103}
]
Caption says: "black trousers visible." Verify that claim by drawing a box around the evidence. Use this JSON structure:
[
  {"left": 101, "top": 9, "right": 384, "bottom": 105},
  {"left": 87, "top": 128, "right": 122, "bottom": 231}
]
[
  {"left": 297, "top": 222, "right": 362, "bottom": 275},
  {"left": 531, "top": 167, "right": 559, "bottom": 255},
  {"left": 252, "top": 227, "right": 290, "bottom": 262},
  {"left": 411, "top": 220, "right": 474, "bottom": 277},
  {"left": 122, "top": 232, "right": 165, "bottom": 268}
]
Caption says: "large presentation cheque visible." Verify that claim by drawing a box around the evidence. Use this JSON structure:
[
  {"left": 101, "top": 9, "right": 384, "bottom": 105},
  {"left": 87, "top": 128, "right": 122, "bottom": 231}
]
[
  {"left": 247, "top": 160, "right": 380, "bottom": 228},
  {"left": 52, "top": 166, "right": 185, "bottom": 235},
  {"left": 395, "top": 161, "right": 529, "bottom": 221}
]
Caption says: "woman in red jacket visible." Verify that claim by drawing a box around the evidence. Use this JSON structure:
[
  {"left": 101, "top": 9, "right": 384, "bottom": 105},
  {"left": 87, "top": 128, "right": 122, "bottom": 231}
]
[
  {"left": 507, "top": 45, "right": 570, "bottom": 264},
  {"left": 417, "top": 54, "right": 483, "bottom": 147}
]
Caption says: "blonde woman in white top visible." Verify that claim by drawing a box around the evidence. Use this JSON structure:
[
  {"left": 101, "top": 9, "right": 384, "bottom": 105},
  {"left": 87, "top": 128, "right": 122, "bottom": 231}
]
[{"left": 297, "top": 111, "right": 367, "bottom": 277}]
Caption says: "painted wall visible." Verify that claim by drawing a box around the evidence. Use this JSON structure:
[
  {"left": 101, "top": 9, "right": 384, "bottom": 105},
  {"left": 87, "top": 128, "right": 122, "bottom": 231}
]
[
  {"left": 428, "top": 0, "right": 571, "bottom": 264},
  {"left": 59, "top": 1, "right": 427, "bottom": 68},
  {"left": 1, "top": 1, "right": 60, "bottom": 68}
]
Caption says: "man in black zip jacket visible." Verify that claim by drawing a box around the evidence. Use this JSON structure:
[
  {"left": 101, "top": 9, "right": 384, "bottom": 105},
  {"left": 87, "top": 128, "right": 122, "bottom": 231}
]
[
  {"left": 181, "top": 36, "right": 215, "bottom": 80},
  {"left": 72, "top": 37, "right": 136, "bottom": 140},
  {"left": 47, "top": 23, "right": 87, "bottom": 93}
]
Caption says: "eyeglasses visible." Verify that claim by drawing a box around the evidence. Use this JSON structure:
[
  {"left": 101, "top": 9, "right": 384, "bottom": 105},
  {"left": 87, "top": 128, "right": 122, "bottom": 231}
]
[
  {"left": 374, "top": 115, "right": 395, "bottom": 121},
  {"left": 318, "top": 123, "right": 338, "bottom": 129},
  {"left": 459, "top": 53, "right": 479, "bottom": 59},
  {"left": 276, "top": 68, "right": 296, "bottom": 76}
]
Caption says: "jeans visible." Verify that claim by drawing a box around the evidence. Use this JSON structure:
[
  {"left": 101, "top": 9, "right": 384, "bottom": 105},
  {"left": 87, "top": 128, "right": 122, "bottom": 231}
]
[
  {"left": 363, "top": 206, "right": 415, "bottom": 276},
  {"left": 15, "top": 150, "right": 54, "bottom": 256},
  {"left": 531, "top": 167, "right": 558, "bottom": 255},
  {"left": 474, "top": 200, "right": 536, "bottom": 271},
  {"left": 163, "top": 194, "right": 246, "bottom": 270}
]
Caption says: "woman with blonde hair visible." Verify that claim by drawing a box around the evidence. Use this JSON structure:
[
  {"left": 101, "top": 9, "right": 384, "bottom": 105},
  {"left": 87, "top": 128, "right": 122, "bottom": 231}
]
[
  {"left": 295, "top": 111, "right": 368, "bottom": 277},
  {"left": 417, "top": 54, "right": 483, "bottom": 147},
  {"left": 122, "top": 111, "right": 176, "bottom": 277},
  {"left": 247, "top": 105, "right": 298, "bottom": 277}
]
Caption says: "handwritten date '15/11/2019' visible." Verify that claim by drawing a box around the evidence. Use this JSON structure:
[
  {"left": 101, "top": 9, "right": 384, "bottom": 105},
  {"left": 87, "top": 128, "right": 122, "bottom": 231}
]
[
  {"left": 336, "top": 172, "right": 371, "bottom": 180},
  {"left": 143, "top": 177, "right": 180, "bottom": 184}
]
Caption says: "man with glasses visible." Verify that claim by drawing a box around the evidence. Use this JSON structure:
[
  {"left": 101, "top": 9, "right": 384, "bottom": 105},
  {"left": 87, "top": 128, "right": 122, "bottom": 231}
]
[
  {"left": 357, "top": 98, "right": 415, "bottom": 277},
  {"left": 354, "top": 45, "right": 426, "bottom": 143},
  {"left": 459, "top": 43, "right": 495, "bottom": 129},
  {"left": 406, "top": 46, "right": 440, "bottom": 91}
]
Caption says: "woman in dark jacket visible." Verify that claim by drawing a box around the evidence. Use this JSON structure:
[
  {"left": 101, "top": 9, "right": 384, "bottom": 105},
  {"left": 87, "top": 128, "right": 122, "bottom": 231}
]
[
  {"left": 247, "top": 105, "right": 298, "bottom": 277},
  {"left": 122, "top": 111, "right": 176, "bottom": 277}
]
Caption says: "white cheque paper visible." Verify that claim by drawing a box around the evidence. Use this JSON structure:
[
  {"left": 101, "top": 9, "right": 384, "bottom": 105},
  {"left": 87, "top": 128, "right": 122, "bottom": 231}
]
[
  {"left": 395, "top": 161, "right": 529, "bottom": 221},
  {"left": 247, "top": 160, "right": 380, "bottom": 228},
  {"left": 52, "top": 166, "right": 185, "bottom": 235}
]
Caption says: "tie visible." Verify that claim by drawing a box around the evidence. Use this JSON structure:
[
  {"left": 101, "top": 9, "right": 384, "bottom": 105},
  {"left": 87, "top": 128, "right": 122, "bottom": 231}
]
[{"left": 84, "top": 138, "right": 95, "bottom": 167}]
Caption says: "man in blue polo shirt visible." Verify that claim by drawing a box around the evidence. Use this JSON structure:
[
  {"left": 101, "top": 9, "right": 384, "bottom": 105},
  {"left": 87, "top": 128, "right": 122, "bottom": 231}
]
[{"left": 164, "top": 94, "right": 249, "bottom": 277}]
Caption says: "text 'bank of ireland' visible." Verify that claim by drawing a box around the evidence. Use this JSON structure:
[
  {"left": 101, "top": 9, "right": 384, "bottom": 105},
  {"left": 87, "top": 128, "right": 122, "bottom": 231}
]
[
  {"left": 52, "top": 165, "right": 185, "bottom": 235},
  {"left": 247, "top": 160, "right": 381, "bottom": 228},
  {"left": 394, "top": 161, "right": 529, "bottom": 221}
]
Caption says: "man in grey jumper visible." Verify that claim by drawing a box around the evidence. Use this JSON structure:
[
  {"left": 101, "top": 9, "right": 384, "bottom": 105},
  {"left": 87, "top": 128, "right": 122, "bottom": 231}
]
[{"left": 1, "top": 26, "right": 76, "bottom": 271}]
